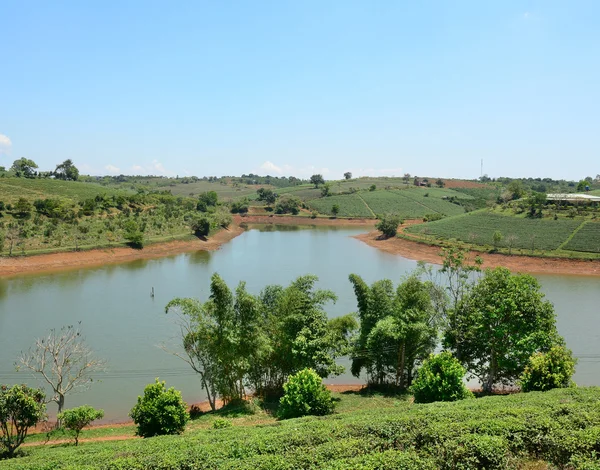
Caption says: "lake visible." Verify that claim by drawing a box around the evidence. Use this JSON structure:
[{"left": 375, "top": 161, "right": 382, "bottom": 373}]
[{"left": 0, "top": 225, "right": 598, "bottom": 421}]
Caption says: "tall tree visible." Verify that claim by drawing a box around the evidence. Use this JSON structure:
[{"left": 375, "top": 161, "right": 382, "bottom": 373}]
[
  {"left": 54, "top": 159, "right": 79, "bottom": 181},
  {"left": 11, "top": 158, "right": 38, "bottom": 178},
  {"left": 349, "top": 274, "right": 437, "bottom": 389},
  {"left": 310, "top": 174, "right": 325, "bottom": 188},
  {"left": 343, "top": 172, "right": 352, "bottom": 180},
  {"left": 445, "top": 267, "right": 561, "bottom": 393},
  {"left": 16, "top": 324, "right": 106, "bottom": 415}
]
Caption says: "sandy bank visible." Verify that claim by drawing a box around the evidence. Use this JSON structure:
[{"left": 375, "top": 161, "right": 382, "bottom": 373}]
[
  {"left": 0, "top": 225, "right": 245, "bottom": 278},
  {"left": 354, "top": 231, "right": 600, "bottom": 277},
  {"left": 234, "top": 215, "right": 377, "bottom": 226}
]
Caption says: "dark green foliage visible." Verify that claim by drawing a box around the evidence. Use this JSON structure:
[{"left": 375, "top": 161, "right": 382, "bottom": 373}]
[
  {"left": 10, "top": 158, "right": 38, "bottom": 178},
  {"left": 310, "top": 174, "right": 325, "bottom": 188},
  {"left": 349, "top": 274, "right": 437, "bottom": 389},
  {"left": 230, "top": 200, "right": 249, "bottom": 214},
  {"left": 520, "top": 345, "right": 577, "bottom": 392},
  {"left": 197, "top": 191, "right": 218, "bottom": 211},
  {"left": 13, "top": 198, "right": 32, "bottom": 217},
  {"left": 122, "top": 219, "right": 144, "bottom": 248},
  {"left": 375, "top": 214, "right": 402, "bottom": 237},
  {"left": 411, "top": 352, "right": 473, "bottom": 404},
  {"left": 129, "top": 379, "right": 189, "bottom": 438},
  {"left": 279, "top": 368, "right": 334, "bottom": 419},
  {"left": 256, "top": 188, "right": 278, "bottom": 204},
  {"left": 275, "top": 195, "right": 301, "bottom": 215},
  {"left": 369, "top": 184, "right": 376, "bottom": 191},
  {"left": 57, "top": 405, "right": 104, "bottom": 445},
  {"left": 0, "top": 384, "right": 46, "bottom": 457},
  {"left": 53, "top": 159, "right": 79, "bottom": 181},
  {"left": 331, "top": 204, "right": 339, "bottom": 217},
  {"left": 446, "top": 267, "right": 561, "bottom": 393},
  {"left": 190, "top": 215, "right": 211, "bottom": 237}
]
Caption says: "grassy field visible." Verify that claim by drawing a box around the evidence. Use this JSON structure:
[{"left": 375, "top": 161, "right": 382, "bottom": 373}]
[
  {"left": 4, "top": 388, "right": 600, "bottom": 469},
  {"left": 0, "top": 178, "right": 131, "bottom": 204},
  {"left": 307, "top": 194, "right": 374, "bottom": 217},
  {"left": 405, "top": 211, "right": 584, "bottom": 251},
  {"left": 563, "top": 221, "right": 600, "bottom": 253}
]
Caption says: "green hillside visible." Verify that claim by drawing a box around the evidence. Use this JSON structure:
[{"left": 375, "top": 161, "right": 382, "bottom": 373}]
[{"left": 4, "top": 388, "right": 600, "bottom": 469}]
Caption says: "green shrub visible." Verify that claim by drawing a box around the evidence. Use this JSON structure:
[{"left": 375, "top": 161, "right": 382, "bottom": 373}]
[
  {"left": 442, "top": 434, "right": 510, "bottom": 470},
  {"left": 212, "top": 418, "right": 232, "bottom": 429},
  {"left": 375, "top": 214, "right": 402, "bottom": 238},
  {"left": 190, "top": 216, "right": 211, "bottom": 237},
  {"left": 0, "top": 384, "right": 46, "bottom": 458},
  {"left": 129, "top": 379, "right": 189, "bottom": 437},
  {"left": 520, "top": 345, "right": 577, "bottom": 392},
  {"left": 411, "top": 352, "right": 473, "bottom": 404},
  {"left": 279, "top": 368, "right": 335, "bottom": 419},
  {"left": 58, "top": 405, "right": 104, "bottom": 446}
]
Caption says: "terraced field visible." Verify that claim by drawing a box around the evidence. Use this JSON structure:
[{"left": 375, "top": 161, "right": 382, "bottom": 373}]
[
  {"left": 563, "top": 221, "right": 600, "bottom": 253},
  {"left": 405, "top": 212, "right": 582, "bottom": 251},
  {"left": 308, "top": 194, "right": 373, "bottom": 217},
  {"left": 398, "top": 190, "right": 466, "bottom": 216}
]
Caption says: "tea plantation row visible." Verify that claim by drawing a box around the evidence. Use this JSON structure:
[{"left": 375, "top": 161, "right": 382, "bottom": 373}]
[{"left": 3, "top": 388, "right": 600, "bottom": 469}]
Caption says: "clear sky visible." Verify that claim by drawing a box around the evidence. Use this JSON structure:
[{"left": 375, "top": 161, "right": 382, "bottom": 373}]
[{"left": 1, "top": 1, "right": 598, "bottom": 180}]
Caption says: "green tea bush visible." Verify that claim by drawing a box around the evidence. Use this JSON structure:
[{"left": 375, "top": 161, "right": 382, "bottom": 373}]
[
  {"left": 441, "top": 434, "right": 510, "bottom": 470},
  {"left": 58, "top": 405, "right": 104, "bottom": 446},
  {"left": 279, "top": 368, "right": 334, "bottom": 419},
  {"left": 411, "top": 352, "right": 473, "bottom": 404},
  {"left": 520, "top": 345, "right": 577, "bottom": 392},
  {"left": 212, "top": 418, "right": 232, "bottom": 429},
  {"left": 129, "top": 379, "right": 189, "bottom": 437}
]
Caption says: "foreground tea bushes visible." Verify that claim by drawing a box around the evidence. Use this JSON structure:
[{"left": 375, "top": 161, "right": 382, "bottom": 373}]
[{"left": 3, "top": 387, "right": 600, "bottom": 469}]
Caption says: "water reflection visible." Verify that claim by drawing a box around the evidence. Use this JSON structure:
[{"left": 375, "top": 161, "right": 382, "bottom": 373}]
[{"left": 0, "top": 226, "right": 598, "bottom": 421}]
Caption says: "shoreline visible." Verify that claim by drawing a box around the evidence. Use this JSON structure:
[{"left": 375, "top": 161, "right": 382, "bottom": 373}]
[
  {"left": 354, "top": 231, "right": 600, "bottom": 277},
  {"left": 2, "top": 214, "right": 599, "bottom": 278},
  {"left": 0, "top": 225, "right": 245, "bottom": 278}
]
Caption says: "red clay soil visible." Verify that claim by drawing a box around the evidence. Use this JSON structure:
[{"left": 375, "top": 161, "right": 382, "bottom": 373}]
[
  {"left": 234, "top": 215, "right": 377, "bottom": 226},
  {"left": 0, "top": 225, "right": 245, "bottom": 278},
  {"left": 354, "top": 231, "right": 600, "bottom": 276},
  {"left": 441, "top": 179, "right": 487, "bottom": 189}
]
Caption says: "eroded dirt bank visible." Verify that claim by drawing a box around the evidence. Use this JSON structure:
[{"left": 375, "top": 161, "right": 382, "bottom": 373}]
[
  {"left": 354, "top": 231, "right": 600, "bottom": 276},
  {"left": 0, "top": 225, "right": 245, "bottom": 278}
]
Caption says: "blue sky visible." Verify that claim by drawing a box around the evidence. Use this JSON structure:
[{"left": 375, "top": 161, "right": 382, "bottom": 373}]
[{"left": 1, "top": 1, "right": 598, "bottom": 180}]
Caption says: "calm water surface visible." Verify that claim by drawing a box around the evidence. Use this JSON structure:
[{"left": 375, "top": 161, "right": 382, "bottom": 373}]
[{"left": 0, "top": 225, "right": 598, "bottom": 421}]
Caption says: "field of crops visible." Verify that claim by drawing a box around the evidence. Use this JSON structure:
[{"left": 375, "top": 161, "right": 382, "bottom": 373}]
[
  {"left": 0, "top": 178, "right": 131, "bottom": 203},
  {"left": 167, "top": 181, "right": 259, "bottom": 200},
  {"left": 4, "top": 388, "right": 600, "bottom": 469},
  {"left": 406, "top": 212, "right": 582, "bottom": 251},
  {"left": 563, "top": 221, "right": 600, "bottom": 253},
  {"left": 398, "top": 190, "right": 466, "bottom": 216},
  {"left": 359, "top": 191, "right": 429, "bottom": 218},
  {"left": 308, "top": 194, "right": 373, "bottom": 217}
]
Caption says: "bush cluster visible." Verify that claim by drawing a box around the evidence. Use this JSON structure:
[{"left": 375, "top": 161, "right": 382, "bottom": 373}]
[
  {"left": 411, "top": 352, "right": 474, "bottom": 404},
  {"left": 279, "top": 368, "right": 335, "bottom": 419}
]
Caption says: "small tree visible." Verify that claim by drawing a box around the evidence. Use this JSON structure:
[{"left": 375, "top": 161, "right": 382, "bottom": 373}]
[
  {"left": 275, "top": 196, "right": 300, "bottom": 215},
  {"left": 331, "top": 204, "right": 340, "bottom": 217},
  {"left": 130, "top": 379, "right": 189, "bottom": 437},
  {"left": 279, "top": 368, "right": 334, "bottom": 419},
  {"left": 190, "top": 216, "right": 211, "bottom": 237},
  {"left": 0, "top": 384, "right": 46, "bottom": 458},
  {"left": 520, "top": 345, "right": 577, "bottom": 392},
  {"left": 376, "top": 215, "right": 402, "bottom": 238},
  {"left": 58, "top": 405, "right": 104, "bottom": 446},
  {"left": 16, "top": 324, "right": 106, "bottom": 416},
  {"left": 403, "top": 173, "right": 411, "bottom": 186},
  {"left": 411, "top": 352, "right": 473, "bottom": 404},
  {"left": 492, "top": 230, "right": 503, "bottom": 250},
  {"left": 123, "top": 220, "right": 144, "bottom": 248},
  {"left": 344, "top": 172, "right": 352, "bottom": 180},
  {"left": 310, "top": 174, "right": 325, "bottom": 188},
  {"left": 54, "top": 159, "right": 79, "bottom": 181},
  {"left": 436, "top": 178, "right": 445, "bottom": 188},
  {"left": 321, "top": 183, "right": 331, "bottom": 197}
]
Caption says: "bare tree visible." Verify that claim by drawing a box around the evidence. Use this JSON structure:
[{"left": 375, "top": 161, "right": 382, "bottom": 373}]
[
  {"left": 16, "top": 324, "right": 106, "bottom": 416},
  {"left": 505, "top": 234, "right": 519, "bottom": 255}
]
